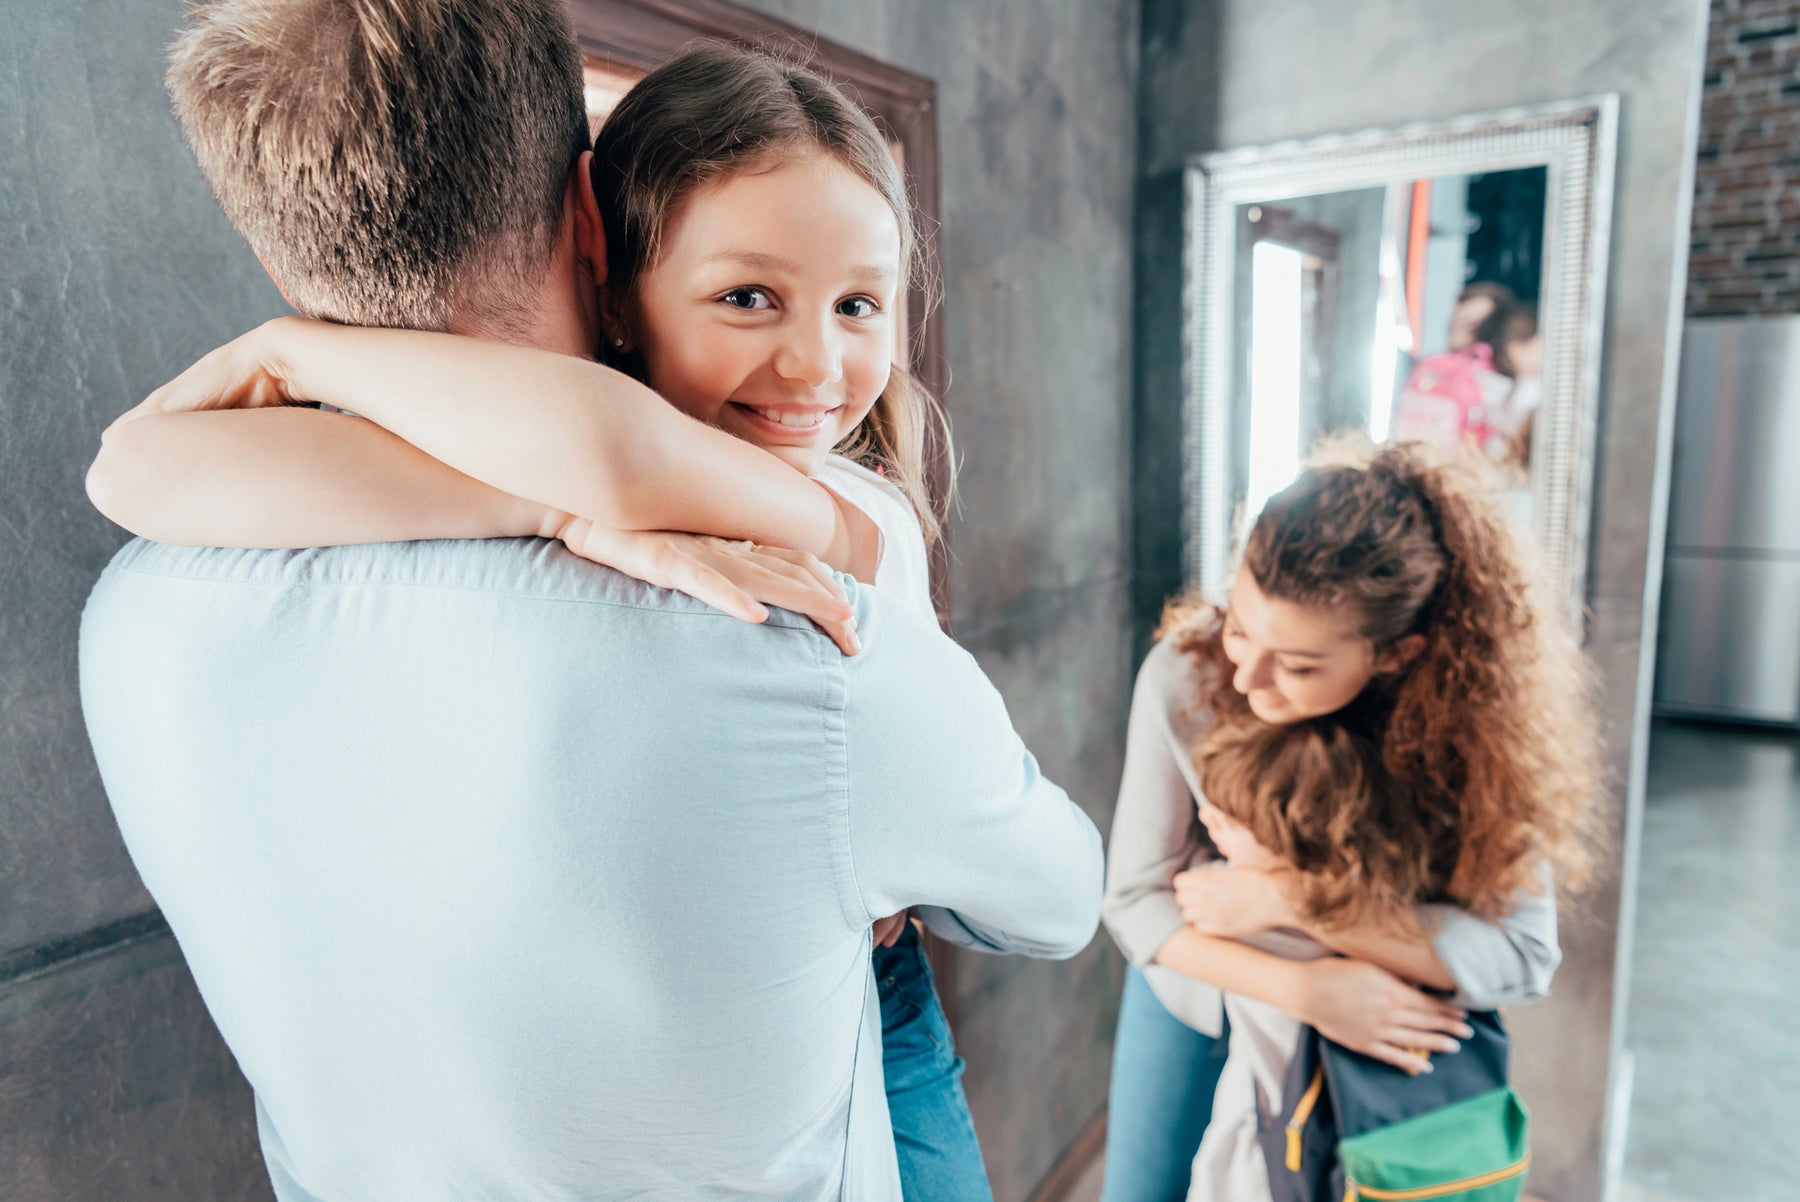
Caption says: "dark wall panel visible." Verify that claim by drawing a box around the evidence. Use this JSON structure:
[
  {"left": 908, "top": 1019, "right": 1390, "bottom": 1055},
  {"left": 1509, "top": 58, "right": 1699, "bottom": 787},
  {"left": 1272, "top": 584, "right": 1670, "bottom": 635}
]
[
  {"left": 1, "top": 0, "right": 291, "bottom": 962},
  {"left": 3, "top": 1, "right": 288, "bottom": 1195},
  {"left": 0, "top": 932, "right": 268, "bottom": 1201},
  {"left": 731, "top": 5, "right": 1142, "bottom": 1198}
]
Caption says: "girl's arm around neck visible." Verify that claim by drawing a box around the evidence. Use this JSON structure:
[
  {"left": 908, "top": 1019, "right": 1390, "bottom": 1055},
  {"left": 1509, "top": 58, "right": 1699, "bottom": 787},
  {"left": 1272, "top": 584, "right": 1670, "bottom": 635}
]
[
  {"left": 262, "top": 320, "right": 866, "bottom": 573},
  {"left": 87, "top": 406, "right": 866, "bottom": 651},
  {"left": 88, "top": 406, "right": 556, "bottom": 547},
  {"left": 107, "top": 318, "right": 875, "bottom": 577}
]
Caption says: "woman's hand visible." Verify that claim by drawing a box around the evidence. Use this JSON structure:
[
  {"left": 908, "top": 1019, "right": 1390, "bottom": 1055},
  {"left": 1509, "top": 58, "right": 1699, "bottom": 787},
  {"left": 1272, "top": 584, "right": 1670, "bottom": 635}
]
[
  {"left": 1173, "top": 863, "right": 1296, "bottom": 938},
  {"left": 554, "top": 519, "right": 862, "bottom": 655},
  {"left": 1292, "top": 957, "right": 1475, "bottom": 1074}
]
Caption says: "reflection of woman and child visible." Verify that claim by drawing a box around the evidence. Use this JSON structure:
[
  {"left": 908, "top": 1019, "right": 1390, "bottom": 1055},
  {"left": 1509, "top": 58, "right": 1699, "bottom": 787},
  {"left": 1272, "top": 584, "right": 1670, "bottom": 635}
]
[
  {"left": 1396, "top": 282, "right": 1543, "bottom": 472},
  {"left": 90, "top": 29, "right": 1601, "bottom": 1202}
]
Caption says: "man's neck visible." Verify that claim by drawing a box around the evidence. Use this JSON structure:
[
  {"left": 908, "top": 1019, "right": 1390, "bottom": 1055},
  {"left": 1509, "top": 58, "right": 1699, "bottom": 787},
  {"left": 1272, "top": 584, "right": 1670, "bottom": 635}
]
[
  {"left": 447, "top": 305, "right": 592, "bottom": 360},
  {"left": 445, "top": 233, "right": 601, "bottom": 361}
]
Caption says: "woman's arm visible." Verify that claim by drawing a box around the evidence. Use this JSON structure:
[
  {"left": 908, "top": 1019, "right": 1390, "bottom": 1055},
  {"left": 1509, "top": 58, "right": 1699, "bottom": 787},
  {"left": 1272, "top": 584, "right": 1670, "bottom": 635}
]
[
  {"left": 117, "top": 317, "right": 874, "bottom": 577},
  {"left": 1100, "top": 637, "right": 1214, "bottom": 968},
  {"left": 1419, "top": 865, "right": 1561, "bottom": 1009},
  {"left": 1173, "top": 863, "right": 1459, "bottom": 991},
  {"left": 1304, "top": 917, "right": 1459, "bottom": 993},
  {"left": 87, "top": 407, "right": 862, "bottom": 652},
  {"left": 1152, "top": 927, "right": 1469, "bottom": 1074},
  {"left": 1173, "top": 862, "right": 1560, "bottom": 1004}
]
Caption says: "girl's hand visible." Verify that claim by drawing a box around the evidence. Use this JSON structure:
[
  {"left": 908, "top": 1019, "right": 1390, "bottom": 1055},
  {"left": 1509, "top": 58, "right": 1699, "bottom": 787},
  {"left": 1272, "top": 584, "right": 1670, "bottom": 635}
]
[
  {"left": 1174, "top": 863, "right": 1295, "bottom": 938},
  {"left": 1195, "top": 801, "right": 1283, "bottom": 871},
  {"left": 1292, "top": 957, "right": 1475, "bottom": 1074},
  {"left": 555, "top": 520, "right": 862, "bottom": 655},
  {"left": 120, "top": 318, "right": 311, "bottom": 425},
  {"left": 871, "top": 911, "right": 909, "bottom": 948}
]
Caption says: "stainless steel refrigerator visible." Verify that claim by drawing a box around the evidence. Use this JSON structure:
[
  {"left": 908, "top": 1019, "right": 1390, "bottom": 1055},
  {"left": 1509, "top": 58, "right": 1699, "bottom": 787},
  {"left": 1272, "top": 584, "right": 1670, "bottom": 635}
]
[{"left": 1655, "top": 315, "right": 1800, "bottom": 727}]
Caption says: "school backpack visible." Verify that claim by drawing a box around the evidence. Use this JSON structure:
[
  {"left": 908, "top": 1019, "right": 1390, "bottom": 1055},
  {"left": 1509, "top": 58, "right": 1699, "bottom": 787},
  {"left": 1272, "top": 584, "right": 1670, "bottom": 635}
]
[
  {"left": 1391, "top": 343, "right": 1511, "bottom": 457},
  {"left": 1258, "top": 1009, "right": 1531, "bottom": 1201}
]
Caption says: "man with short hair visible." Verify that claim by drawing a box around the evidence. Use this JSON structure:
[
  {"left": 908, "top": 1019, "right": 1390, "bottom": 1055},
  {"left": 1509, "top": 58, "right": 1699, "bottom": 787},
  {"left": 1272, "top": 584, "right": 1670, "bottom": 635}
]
[{"left": 78, "top": 2, "right": 1101, "bottom": 1198}]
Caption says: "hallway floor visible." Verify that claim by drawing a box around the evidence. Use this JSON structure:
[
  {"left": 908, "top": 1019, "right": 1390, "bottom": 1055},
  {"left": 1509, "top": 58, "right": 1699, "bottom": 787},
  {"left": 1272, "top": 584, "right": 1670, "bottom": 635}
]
[{"left": 1620, "top": 719, "right": 1800, "bottom": 1202}]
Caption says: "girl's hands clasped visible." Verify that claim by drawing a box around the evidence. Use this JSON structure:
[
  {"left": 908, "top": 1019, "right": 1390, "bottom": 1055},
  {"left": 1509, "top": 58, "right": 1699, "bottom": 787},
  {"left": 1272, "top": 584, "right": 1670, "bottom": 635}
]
[{"left": 1172, "top": 863, "right": 1294, "bottom": 938}]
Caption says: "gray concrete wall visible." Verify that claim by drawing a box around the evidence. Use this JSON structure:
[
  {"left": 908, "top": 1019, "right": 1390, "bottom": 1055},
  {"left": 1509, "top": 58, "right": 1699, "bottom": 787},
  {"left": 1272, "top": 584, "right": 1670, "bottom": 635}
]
[
  {"left": 1134, "top": 1, "right": 1711, "bottom": 1197},
  {"left": 0, "top": 0, "right": 289, "bottom": 1196},
  {"left": 734, "top": 4, "right": 1142, "bottom": 1197}
]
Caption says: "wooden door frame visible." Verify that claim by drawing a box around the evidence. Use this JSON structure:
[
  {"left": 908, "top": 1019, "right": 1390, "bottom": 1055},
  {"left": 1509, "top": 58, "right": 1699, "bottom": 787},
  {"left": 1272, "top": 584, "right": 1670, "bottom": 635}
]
[{"left": 566, "top": 0, "right": 960, "bottom": 1012}]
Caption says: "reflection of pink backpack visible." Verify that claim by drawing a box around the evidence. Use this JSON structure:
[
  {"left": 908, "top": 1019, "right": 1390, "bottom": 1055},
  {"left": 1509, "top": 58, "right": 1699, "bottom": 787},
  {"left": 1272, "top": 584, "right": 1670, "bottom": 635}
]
[{"left": 1393, "top": 343, "right": 1502, "bottom": 449}]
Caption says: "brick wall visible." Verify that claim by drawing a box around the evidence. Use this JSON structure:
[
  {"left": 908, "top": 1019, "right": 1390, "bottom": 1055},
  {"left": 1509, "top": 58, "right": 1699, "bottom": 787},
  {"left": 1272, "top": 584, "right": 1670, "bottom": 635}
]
[{"left": 1686, "top": 0, "right": 1800, "bottom": 317}]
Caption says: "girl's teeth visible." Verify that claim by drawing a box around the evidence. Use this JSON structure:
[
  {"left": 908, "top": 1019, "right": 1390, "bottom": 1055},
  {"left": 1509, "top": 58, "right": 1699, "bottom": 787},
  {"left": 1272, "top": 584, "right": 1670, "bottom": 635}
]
[{"left": 756, "top": 408, "right": 825, "bottom": 428}]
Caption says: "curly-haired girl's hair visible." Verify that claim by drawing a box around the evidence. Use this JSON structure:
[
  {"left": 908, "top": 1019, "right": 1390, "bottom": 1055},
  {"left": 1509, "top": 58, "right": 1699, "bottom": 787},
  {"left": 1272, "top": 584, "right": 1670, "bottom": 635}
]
[
  {"left": 588, "top": 42, "right": 952, "bottom": 544},
  {"left": 1201, "top": 713, "right": 1460, "bottom": 932},
  {"left": 1163, "top": 438, "right": 1602, "bottom": 928}
]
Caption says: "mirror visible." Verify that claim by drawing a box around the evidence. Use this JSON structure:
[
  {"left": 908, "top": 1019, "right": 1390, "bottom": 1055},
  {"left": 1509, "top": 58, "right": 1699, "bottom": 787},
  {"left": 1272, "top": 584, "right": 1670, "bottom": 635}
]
[{"left": 1184, "top": 98, "right": 1618, "bottom": 622}]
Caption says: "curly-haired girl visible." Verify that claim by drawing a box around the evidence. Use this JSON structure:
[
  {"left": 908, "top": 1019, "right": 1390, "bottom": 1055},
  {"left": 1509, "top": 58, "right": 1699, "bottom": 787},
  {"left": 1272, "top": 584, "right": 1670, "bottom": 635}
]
[{"left": 1101, "top": 439, "right": 1600, "bottom": 1201}]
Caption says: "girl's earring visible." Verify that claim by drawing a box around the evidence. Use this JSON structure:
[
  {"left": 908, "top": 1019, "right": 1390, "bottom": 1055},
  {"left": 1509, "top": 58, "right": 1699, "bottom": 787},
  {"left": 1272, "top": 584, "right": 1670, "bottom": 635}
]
[{"left": 612, "top": 337, "right": 626, "bottom": 349}]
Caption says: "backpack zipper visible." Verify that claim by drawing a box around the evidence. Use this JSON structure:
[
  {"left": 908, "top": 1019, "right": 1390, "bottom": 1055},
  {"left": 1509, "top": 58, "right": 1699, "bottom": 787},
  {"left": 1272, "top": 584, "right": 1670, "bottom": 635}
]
[
  {"left": 1285, "top": 1065, "right": 1327, "bottom": 1171},
  {"left": 1343, "top": 1151, "right": 1531, "bottom": 1199}
]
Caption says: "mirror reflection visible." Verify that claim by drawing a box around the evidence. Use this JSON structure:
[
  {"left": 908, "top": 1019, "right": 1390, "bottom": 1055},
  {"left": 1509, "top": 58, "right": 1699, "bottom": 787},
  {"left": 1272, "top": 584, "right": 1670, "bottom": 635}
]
[{"left": 1233, "top": 167, "right": 1548, "bottom": 521}]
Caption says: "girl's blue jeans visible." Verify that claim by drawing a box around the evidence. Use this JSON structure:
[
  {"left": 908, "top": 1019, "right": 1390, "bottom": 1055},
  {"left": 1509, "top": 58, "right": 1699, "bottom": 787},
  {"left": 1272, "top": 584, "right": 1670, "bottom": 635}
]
[
  {"left": 873, "top": 921, "right": 993, "bottom": 1202},
  {"left": 1101, "top": 964, "right": 1230, "bottom": 1202}
]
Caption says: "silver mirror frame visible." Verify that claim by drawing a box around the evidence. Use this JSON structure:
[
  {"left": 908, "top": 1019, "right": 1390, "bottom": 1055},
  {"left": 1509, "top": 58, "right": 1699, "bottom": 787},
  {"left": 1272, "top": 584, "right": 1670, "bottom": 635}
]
[{"left": 1182, "top": 96, "right": 1619, "bottom": 629}]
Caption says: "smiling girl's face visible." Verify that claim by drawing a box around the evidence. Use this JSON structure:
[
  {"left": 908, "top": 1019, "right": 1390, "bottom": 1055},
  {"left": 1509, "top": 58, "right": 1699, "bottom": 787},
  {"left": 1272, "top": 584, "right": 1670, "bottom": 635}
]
[
  {"left": 624, "top": 152, "right": 902, "bottom": 476},
  {"left": 1221, "top": 573, "right": 1413, "bottom": 725}
]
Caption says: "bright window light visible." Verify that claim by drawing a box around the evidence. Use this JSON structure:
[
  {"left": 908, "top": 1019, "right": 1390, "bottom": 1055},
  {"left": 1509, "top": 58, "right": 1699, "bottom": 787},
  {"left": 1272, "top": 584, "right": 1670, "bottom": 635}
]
[
  {"left": 1369, "top": 295, "right": 1399, "bottom": 443},
  {"left": 1247, "top": 241, "right": 1305, "bottom": 520}
]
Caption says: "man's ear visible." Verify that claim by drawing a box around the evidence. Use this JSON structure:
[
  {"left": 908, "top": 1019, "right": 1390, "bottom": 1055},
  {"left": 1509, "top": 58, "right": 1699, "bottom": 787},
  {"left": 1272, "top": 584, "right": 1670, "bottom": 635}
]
[
  {"left": 254, "top": 254, "right": 301, "bottom": 310},
  {"left": 572, "top": 150, "right": 608, "bottom": 289}
]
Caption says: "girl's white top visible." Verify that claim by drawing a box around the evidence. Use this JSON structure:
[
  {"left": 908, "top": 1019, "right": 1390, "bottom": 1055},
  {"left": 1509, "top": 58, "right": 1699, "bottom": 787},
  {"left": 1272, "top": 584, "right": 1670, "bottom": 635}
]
[{"left": 815, "top": 454, "right": 935, "bottom": 621}]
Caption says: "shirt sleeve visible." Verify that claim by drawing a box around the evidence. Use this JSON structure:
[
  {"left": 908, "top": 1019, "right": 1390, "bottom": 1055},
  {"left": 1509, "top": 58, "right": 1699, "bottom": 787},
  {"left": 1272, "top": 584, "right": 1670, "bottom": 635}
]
[
  {"left": 1101, "top": 635, "right": 1215, "bottom": 967},
  {"left": 1426, "top": 861, "right": 1563, "bottom": 1009},
  {"left": 840, "top": 586, "right": 1103, "bottom": 960}
]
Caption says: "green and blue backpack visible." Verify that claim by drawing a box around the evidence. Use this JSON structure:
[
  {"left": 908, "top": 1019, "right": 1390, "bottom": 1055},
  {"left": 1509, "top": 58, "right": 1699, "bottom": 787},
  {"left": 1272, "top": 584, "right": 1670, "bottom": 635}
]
[{"left": 1259, "top": 1009, "right": 1531, "bottom": 1201}]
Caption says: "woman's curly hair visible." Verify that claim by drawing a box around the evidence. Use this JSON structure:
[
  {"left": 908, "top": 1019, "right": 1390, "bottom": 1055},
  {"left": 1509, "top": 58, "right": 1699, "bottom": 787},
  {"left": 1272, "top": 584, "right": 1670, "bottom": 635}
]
[{"left": 1163, "top": 438, "right": 1603, "bottom": 929}]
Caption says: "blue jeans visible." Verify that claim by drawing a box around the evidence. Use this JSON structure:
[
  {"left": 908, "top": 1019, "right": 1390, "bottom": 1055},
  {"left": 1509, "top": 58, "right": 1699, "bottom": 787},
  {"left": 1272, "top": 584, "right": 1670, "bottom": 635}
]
[
  {"left": 1101, "top": 965, "right": 1230, "bottom": 1202},
  {"left": 874, "top": 922, "right": 993, "bottom": 1202}
]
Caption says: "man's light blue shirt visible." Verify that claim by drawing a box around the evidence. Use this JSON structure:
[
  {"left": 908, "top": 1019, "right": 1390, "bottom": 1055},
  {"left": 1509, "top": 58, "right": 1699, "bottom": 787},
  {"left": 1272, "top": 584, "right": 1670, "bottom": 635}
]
[{"left": 79, "top": 537, "right": 1103, "bottom": 1201}]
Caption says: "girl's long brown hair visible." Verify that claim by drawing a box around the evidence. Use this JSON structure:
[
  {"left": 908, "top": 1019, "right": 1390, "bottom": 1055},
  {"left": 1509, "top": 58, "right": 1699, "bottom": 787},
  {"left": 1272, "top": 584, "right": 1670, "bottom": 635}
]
[
  {"left": 1164, "top": 438, "right": 1602, "bottom": 929},
  {"left": 589, "top": 42, "right": 952, "bottom": 544}
]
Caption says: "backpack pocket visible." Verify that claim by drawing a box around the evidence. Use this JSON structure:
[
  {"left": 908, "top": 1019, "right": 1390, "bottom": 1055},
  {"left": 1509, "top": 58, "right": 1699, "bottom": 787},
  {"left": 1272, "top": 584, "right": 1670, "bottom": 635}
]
[{"left": 1338, "top": 1086, "right": 1530, "bottom": 1201}]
